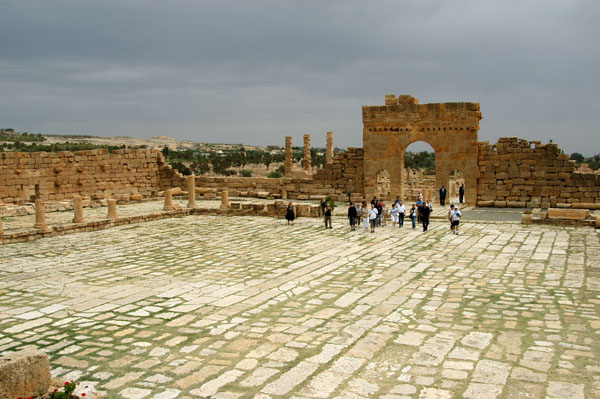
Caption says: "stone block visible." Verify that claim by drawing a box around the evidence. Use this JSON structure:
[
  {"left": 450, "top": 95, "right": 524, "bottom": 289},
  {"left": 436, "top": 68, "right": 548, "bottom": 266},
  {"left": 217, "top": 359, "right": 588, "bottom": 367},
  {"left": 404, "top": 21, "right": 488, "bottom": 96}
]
[
  {"left": 0, "top": 349, "right": 51, "bottom": 399},
  {"left": 571, "top": 202, "right": 600, "bottom": 210},
  {"left": 477, "top": 200, "right": 494, "bottom": 207},
  {"left": 547, "top": 208, "right": 590, "bottom": 220},
  {"left": 521, "top": 213, "right": 533, "bottom": 224}
]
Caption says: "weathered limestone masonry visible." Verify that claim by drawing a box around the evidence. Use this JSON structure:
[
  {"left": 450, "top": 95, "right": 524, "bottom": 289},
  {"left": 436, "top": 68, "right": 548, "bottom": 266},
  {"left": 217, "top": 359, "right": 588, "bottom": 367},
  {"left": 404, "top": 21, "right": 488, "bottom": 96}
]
[
  {"left": 0, "top": 148, "right": 181, "bottom": 204},
  {"left": 362, "top": 94, "right": 481, "bottom": 203},
  {"left": 303, "top": 134, "right": 311, "bottom": 171},
  {"left": 312, "top": 147, "right": 364, "bottom": 198},
  {"left": 284, "top": 136, "right": 293, "bottom": 178},
  {"left": 477, "top": 137, "right": 600, "bottom": 207}
]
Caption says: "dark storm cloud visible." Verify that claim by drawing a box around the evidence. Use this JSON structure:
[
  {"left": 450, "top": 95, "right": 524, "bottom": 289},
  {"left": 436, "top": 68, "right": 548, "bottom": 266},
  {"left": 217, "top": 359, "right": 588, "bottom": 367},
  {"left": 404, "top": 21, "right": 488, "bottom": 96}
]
[{"left": 1, "top": 0, "right": 599, "bottom": 154}]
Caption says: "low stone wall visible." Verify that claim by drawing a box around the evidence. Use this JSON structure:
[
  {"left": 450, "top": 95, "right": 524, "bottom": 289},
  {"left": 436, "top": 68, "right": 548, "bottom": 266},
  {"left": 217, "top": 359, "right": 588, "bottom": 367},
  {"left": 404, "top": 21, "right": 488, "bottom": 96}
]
[
  {"left": 0, "top": 148, "right": 183, "bottom": 204},
  {"left": 477, "top": 137, "right": 600, "bottom": 207},
  {"left": 0, "top": 201, "right": 323, "bottom": 245},
  {"left": 193, "top": 176, "right": 350, "bottom": 202},
  {"left": 521, "top": 208, "right": 599, "bottom": 228}
]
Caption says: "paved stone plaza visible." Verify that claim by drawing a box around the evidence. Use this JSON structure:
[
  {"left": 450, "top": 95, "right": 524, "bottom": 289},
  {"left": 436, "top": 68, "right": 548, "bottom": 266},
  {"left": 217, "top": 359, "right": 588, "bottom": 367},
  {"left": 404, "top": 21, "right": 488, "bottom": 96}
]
[{"left": 1, "top": 213, "right": 600, "bottom": 398}]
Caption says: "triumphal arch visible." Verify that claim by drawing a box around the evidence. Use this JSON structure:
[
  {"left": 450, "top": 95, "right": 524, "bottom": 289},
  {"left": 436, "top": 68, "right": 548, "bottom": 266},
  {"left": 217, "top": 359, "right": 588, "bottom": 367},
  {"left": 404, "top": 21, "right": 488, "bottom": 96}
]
[{"left": 362, "top": 94, "right": 482, "bottom": 202}]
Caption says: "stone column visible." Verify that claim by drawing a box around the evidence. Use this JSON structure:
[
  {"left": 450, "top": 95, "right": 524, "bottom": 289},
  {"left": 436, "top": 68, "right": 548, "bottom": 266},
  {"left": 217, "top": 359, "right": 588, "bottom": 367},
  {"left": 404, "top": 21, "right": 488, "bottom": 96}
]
[
  {"left": 280, "top": 187, "right": 288, "bottom": 200},
  {"left": 107, "top": 199, "right": 118, "bottom": 220},
  {"left": 186, "top": 175, "right": 197, "bottom": 208},
  {"left": 72, "top": 195, "right": 85, "bottom": 223},
  {"left": 284, "top": 136, "right": 293, "bottom": 178},
  {"left": 220, "top": 188, "right": 230, "bottom": 209},
  {"left": 33, "top": 199, "right": 48, "bottom": 230},
  {"left": 326, "top": 131, "right": 334, "bottom": 164},
  {"left": 303, "top": 134, "right": 311, "bottom": 171},
  {"left": 163, "top": 189, "right": 174, "bottom": 211}
]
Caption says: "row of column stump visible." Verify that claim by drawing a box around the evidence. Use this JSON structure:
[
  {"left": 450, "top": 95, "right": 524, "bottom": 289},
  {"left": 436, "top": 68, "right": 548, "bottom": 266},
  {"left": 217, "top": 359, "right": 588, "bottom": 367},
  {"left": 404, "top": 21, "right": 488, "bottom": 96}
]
[{"left": 24, "top": 196, "right": 119, "bottom": 232}]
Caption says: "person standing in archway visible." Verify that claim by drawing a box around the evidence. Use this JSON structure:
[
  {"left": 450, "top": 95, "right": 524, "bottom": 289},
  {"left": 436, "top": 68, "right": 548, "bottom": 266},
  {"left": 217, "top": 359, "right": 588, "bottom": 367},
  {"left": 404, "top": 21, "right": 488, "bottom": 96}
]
[
  {"left": 439, "top": 185, "right": 447, "bottom": 207},
  {"left": 459, "top": 184, "right": 465, "bottom": 204}
]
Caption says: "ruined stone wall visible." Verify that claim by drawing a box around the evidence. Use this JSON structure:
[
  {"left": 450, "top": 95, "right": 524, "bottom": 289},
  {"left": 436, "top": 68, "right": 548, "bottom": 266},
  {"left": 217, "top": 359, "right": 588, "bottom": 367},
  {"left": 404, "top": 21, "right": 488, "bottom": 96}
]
[
  {"left": 193, "top": 176, "right": 348, "bottom": 201},
  {"left": 477, "top": 137, "right": 600, "bottom": 207},
  {"left": 191, "top": 148, "right": 365, "bottom": 201},
  {"left": 0, "top": 149, "right": 183, "bottom": 204},
  {"left": 313, "top": 147, "right": 364, "bottom": 194}
]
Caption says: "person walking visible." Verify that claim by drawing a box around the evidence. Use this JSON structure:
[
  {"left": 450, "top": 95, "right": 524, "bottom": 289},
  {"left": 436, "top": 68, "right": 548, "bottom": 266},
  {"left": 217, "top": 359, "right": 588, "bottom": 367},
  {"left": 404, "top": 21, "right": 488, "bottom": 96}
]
[
  {"left": 348, "top": 202, "right": 357, "bottom": 231},
  {"left": 439, "top": 185, "right": 447, "bottom": 206},
  {"left": 416, "top": 196, "right": 423, "bottom": 224},
  {"left": 285, "top": 202, "right": 295, "bottom": 225},
  {"left": 320, "top": 199, "right": 327, "bottom": 216},
  {"left": 369, "top": 203, "right": 378, "bottom": 233},
  {"left": 421, "top": 202, "right": 431, "bottom": 232},
  {"left": 361, "top": 201, "right": 369, "bottom": 232},
  {"left": 381, "top": 201, "right": 387, "bottom": 227},
  {"left": 451, "top": 206, "right": 462, "bottom": 234},
  {"left": 447, "top": 204, "right": 455, "bottom": 232},
  {"left": 459, "top": 184, "right": 465, "bottom": 204},
  {"left": 397, "top": 200, "right": 405, "bottom": 227},
  {"left": 324, "top": 204, "right": 332, "bottom": 229},
  {"left": 409, "top": 204, "right": 417, "bottom": 229},
  {"left": 375, "top": 200, "right": 383, "bottom": 227},
  {"left": 390, "top": 202, "right": 398, "bottom": 226}
]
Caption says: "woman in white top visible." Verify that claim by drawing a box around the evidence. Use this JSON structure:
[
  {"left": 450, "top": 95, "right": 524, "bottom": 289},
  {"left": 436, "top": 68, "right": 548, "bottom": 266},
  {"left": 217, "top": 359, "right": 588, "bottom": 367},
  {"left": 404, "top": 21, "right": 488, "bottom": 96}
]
[{"left": 368, "top": 204, "right": 378, "bottom": 233}]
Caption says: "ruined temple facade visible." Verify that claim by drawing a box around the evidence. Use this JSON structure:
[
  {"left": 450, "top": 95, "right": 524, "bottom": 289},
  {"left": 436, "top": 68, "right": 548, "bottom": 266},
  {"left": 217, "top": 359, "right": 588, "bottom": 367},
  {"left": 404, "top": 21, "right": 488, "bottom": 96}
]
[{"left": 362, "top": 95, "right": 481, "bottom": 201}]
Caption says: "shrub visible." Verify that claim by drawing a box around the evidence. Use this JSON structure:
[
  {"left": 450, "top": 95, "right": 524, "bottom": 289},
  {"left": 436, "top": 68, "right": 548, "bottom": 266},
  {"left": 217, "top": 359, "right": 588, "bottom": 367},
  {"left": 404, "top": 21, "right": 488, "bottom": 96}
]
[
  {"left": 267, "top": 170, "right": 283, "bottom": 178},
  {"left": 171, "top": 162, "right": 192, "bottom": 176},
  {"left": 240, "top": 169, "right": 252, "bottom": 177}
]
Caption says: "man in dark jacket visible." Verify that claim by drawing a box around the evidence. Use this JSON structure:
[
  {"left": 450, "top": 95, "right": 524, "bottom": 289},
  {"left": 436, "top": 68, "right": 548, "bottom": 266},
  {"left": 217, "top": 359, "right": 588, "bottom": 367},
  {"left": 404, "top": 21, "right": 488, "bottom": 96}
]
[
  {"left": 348, "top": 202, "right": 357, "bottom": 231},
  {"left": 459, "top": 184, "right": 465, "bottom": 204},
  {"left": 439, "top": 186, "right": 447, "bottom": 206},
  {"left": 421, "top": 202, "right": 431, "bottom": 232},
  {"left": 375, "top": 200, "right": 383, "bottom": 227}
]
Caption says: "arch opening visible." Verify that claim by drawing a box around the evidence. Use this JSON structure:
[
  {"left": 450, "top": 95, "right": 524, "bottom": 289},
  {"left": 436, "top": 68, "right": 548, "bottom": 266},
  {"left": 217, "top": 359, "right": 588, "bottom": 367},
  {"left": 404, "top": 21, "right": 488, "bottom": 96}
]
[{"left": 402, "top": 141, "right": 436, "bottom": 202}]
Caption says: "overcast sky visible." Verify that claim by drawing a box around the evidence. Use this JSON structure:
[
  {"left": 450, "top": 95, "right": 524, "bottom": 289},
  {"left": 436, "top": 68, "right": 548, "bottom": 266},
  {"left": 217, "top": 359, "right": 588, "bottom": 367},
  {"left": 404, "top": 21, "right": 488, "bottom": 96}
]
[{"left": 1, "top": 0, "right": 599, "bottom": 155}]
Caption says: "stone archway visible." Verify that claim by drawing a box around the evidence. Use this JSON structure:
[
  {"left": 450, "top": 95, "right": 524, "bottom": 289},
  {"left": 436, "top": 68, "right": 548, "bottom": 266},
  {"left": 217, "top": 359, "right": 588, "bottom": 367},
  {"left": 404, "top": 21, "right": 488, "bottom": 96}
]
[{"left": 362, "top": 94, "right": 481, "bottom": 204}]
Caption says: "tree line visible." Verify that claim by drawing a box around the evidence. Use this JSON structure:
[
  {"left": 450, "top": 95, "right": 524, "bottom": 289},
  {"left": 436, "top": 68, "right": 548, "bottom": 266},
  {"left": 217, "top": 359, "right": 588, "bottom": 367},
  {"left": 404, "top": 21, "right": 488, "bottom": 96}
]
[
  {"left": 162, "top": 146, "right": 329, "bottom": 177},
  {"left": 570, "top": 152, "right": 600, "bottom": 170}
]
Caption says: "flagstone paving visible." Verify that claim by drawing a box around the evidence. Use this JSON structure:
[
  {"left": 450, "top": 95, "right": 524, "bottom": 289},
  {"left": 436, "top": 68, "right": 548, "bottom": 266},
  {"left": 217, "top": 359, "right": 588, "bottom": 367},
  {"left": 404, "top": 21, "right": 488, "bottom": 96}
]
[{"left": 1, "top": 214, "right": 599, "bottom": 398}]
